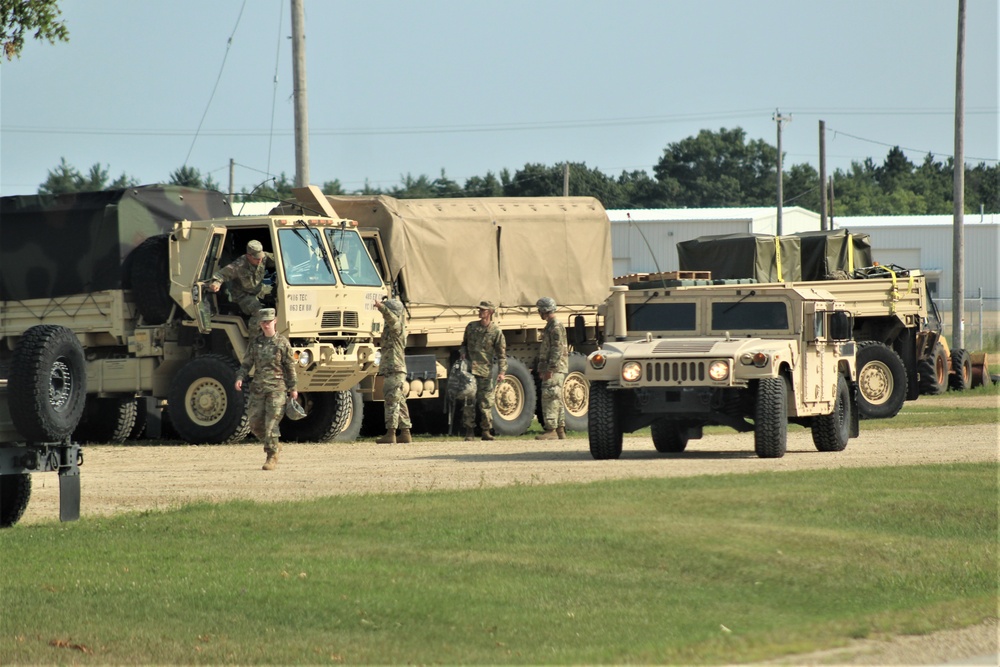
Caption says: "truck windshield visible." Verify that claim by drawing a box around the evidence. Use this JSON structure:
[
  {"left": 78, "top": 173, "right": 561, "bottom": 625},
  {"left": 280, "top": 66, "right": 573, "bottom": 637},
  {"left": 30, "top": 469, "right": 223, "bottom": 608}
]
[
  {"left": 711, "top": 301, "right": 789, "bottom": 330},
  {"left": 626, "top": 302, "right": 696, "bottom": 331},
  {"left": 278, "top": 228, "right": 338, "bottom": 285},
  {"left": 325, "top": 228, "right": 383, "bottom": 287}
]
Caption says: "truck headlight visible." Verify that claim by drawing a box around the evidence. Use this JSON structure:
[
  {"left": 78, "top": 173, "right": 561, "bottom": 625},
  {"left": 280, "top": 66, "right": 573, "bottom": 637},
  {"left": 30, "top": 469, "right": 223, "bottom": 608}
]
[
  {"left": 297, "top": 350, "right": 312, "bottom": 367},
  {"left": 739, "top": 352, "right": 770, "bottom": 368},
  {"left": 708, "top": 360, "right": 730, "bottom": 381},
  {"left": 622, "top": 361, "right": 642, "bottom": 382}
]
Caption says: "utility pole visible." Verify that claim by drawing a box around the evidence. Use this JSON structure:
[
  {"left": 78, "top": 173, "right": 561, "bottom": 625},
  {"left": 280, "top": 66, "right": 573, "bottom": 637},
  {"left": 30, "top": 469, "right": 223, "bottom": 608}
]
[
  {"left": 228, "top": 158, "right": 235, "bottom": 201},
  {"left": 952, "top": 0, "right": 966, "bottom": 348},
  {"left": 773, "top": 109, "right": 791, "bottom": 235},
  {"left": 819, "top": 120, "right": 828, "bottom": 230},
  {"left": 291, "top": 0, "right": 310, "bottom": 188},
  {"left": 563, "top": 163, "right": 570, "bottom": 196}
]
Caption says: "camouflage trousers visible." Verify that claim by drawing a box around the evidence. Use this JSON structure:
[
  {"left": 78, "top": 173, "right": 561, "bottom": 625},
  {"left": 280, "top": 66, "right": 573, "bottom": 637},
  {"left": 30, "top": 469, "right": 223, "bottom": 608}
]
[
  {"left": 383, "top": 372, "right": 412, "bottom": 430},
  {"left": 463, "top": 375, "right": 496, "bottom": 432},
  {"left": 236, "top": 294, "right": 264, "bottom": 341},
  {"left": 540, "top": 372, "right": 566, "bottom": 431},
  {"left": 248, "top": 389, "right": 285, "bottom": 454}
]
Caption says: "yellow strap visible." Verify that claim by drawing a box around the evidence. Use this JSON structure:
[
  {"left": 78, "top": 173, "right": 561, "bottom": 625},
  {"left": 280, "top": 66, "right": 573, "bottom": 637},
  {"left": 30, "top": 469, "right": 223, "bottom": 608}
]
[
  {"left": 774, "top": 237, "right": 783, "bottom": 282},
  {"left": 847, "top": 234, "right": 854, "bottom": 273},
  {"left": 884, "top": 265, "right": 898, "bottom": 315}
]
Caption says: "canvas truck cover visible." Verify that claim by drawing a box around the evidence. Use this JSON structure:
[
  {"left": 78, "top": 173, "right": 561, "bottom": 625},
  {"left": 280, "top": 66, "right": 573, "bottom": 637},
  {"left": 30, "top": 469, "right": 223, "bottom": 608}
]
[
  {"left": 325, "top": 195, "right": 613, "bottom": 309},
  {"left": 796, "top": 229, "right": 873, "bottom": 280},
  {"left": 677, "top": 233, "right": 803, "bottom": 282},
  {"left": 1, "top": 185, "right": 231, "bottom": 301}
]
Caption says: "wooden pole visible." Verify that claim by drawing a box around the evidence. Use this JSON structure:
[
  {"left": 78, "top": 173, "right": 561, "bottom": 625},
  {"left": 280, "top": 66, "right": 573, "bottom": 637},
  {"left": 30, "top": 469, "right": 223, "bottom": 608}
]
[{"left": 952, "top": 0, "right": 966, "bottom": 348}]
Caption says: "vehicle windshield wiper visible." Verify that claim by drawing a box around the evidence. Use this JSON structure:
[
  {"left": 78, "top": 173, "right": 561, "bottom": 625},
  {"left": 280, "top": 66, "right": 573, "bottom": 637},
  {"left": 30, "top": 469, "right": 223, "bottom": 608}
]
[
  {"left": 723, "top": 289, "right": 756, "bottom": 314},
  {"left": 295, "top": 219, "right": 333, "bottom": 274}
]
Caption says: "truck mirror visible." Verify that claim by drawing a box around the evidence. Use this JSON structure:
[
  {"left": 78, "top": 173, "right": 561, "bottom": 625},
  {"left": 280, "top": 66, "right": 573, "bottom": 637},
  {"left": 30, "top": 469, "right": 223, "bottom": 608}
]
[
  {"left": 573, "top": 315, "right": 587, "bottom": 346},
  {"left": 829, "top": 311, "right": 853, "bottom": 341}
]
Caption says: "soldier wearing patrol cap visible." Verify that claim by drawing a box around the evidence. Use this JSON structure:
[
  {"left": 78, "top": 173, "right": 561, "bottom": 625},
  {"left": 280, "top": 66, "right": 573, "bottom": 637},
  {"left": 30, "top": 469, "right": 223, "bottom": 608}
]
[
  {"left": 374, "top": 297, "right": 412, "bottom": 444},
  {"left": 235, "top": 308, "right": 298, "bottom": 470},
  {"left": 534, "top": 297, "right": 568, "bottom": 440},
  {"left": 459, "top": 300, "right": 506, "bottom": 441},
  {"left": 207, "top": 239, "right": 276, "bottom": 336}
]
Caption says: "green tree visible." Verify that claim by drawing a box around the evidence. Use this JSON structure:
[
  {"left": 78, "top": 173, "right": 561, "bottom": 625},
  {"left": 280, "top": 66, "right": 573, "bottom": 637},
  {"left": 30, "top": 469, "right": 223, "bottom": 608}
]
[
  {"left": 783, "top": 163, "right": 821, "bottom": 211},
  {"left": 322, "top": 179, "right": 345, "bottom": 195},
  {"left": 389, "top": 173, "right": 435, "bottom": 198},
  {"left": 38, "top": 157, "right": 136, "bottom": 194},
  {"left": 463, "top": 171, "right": 503, "bottom": 197},
  {"left": 1, "top": 0, "right": 68, "bottom": 60}
]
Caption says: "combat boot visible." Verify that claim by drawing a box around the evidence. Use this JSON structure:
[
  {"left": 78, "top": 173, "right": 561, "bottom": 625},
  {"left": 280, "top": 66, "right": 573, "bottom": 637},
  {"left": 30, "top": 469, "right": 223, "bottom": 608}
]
[
  {"left": 556, "top": 427, "right": 566, "bottom": 440},
  {"left": 464, "top": 428, "right": 475, "bottom": 442},
  {"left": 536, "top": 429, "right": 558, "bottom": 441},
  {"left": 481, "top": 430, "right": 495, "bottom": 441},
  {"left": 262, "top": 451, "right": 278, "bottom": 471},
  {"left": 398, "top": 428, "right": 412, "bottom": 444},
  {"left": 376, "top": 431, "right": 396, "bottom": 444}
]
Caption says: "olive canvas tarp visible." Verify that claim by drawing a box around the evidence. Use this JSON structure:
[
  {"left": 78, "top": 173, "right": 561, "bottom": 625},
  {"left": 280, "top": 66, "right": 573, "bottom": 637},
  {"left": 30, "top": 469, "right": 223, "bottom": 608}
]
[
  {"left": 677, "top": 233, "right": 803, "bottom": 282},
  {"left": 324, "top": 195, "right": 613, "bottom": 309},
  {"left": 796, "top": 229, "right": 872, "bottom": 280},
  {"left": 0, "top": 185, "right": 231, "bottom": 301}
]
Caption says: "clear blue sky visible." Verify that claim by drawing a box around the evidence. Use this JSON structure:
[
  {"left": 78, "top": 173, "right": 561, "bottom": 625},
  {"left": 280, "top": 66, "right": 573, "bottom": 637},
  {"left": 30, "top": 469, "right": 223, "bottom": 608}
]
[{"left": 1, "top": 0, "right": 997, "bottom": 199}]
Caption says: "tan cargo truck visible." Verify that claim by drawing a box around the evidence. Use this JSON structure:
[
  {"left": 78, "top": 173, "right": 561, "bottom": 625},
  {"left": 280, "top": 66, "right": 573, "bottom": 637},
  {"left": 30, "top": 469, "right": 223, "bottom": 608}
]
[
  {"left": 1, "top": 186, "right": 388, "bottom": 445},
  {"left": 584, "top": 281, "right": 859, "bottom": 459}
]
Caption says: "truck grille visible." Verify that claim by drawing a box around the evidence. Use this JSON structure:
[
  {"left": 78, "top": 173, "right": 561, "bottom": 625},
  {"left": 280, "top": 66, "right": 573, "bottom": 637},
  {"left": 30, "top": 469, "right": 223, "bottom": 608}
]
[
  {"left": 645, "top": 360, "right": 707, "bottom": 383},
  {"left": 321, "top": 311, "right": 359, "bottom": 328}
]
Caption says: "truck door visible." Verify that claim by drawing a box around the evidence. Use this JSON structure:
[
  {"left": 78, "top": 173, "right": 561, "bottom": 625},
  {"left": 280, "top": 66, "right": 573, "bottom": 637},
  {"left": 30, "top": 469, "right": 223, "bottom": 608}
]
[{"left": 168, "top": 221, "right": 227, "bottom": 333}]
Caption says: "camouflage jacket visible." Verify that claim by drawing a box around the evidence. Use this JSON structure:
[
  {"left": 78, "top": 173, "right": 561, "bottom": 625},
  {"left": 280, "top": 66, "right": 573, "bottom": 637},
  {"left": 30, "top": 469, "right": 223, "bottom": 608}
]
[
  {"left": 210, "top": 253, "right": 275, "bottom": 300},
  {"left": 462, "top": 320, "right": 506, "bottom": 378},
  {"left": 237, "top": 332, "right": 297, "bottom": 394},
  {"left": 537, "top": 317, "right": 568, "bottom": 374},
  {"left": 377, "top": 302, "right": 407, "bottom": 374}
]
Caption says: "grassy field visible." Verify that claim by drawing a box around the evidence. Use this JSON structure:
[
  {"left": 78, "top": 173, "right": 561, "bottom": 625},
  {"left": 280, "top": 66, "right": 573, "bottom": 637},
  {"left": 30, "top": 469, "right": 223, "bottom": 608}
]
[{"left": 1, "top": 463, "right": 995, "bottom": 664}]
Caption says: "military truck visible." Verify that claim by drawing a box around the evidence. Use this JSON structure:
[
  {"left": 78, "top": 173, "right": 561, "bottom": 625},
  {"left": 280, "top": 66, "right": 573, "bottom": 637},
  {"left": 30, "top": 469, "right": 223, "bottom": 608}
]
[
  {"left": 584, "top": 281, "right": 858, "bottom": 459},
  {"left": 0, "top": 186, "right": 388, "bottom": 445},
  {"left": 281, "top": 189, "right": 613, "bottom": 436}
]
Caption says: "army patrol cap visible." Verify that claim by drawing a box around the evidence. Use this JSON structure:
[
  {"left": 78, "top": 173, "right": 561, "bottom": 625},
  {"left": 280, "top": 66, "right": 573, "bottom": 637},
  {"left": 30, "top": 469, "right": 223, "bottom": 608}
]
[
  {"left": 247, "top": 239, "right": 266, "bottom": 259},
  {"left": 536, "top": 296, "right": 557, "bottom": 313},
  {"left": 478, "top": 300, "right": 496, "bottom": 311},
  {"left": 259, "top": 308, "right": 277, "bottom": 321}
]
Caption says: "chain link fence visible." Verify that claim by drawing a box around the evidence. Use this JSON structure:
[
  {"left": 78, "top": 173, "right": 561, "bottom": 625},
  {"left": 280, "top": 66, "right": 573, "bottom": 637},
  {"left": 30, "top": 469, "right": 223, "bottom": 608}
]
[{"left": 929, "top": 293, "right": 1000, "bottom": 351}]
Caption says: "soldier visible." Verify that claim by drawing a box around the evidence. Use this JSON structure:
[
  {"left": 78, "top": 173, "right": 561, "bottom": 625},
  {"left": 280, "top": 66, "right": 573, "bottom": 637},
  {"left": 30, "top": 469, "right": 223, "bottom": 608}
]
[
  {"left": 207, "top": 239, "right": 275, "bottom": 335},
  {"left": 534, "top": 296, "right": 568, "bottom": 440},
  {"left": 234, "top": 308, "right": 298, "bottom": 471},
  {"left": 460, "top": 300, "right": 506, "bottom": 441},
  {"left": 374, "top": 297, "right": 412, "bottom": 444}
]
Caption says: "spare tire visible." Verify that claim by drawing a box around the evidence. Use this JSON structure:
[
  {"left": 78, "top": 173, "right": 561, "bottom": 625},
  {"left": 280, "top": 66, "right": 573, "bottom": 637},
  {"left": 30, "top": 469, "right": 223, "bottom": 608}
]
[
  {"left": 8, "top": 325, "right": 87, "bottom": 442},
  {"left": 130, "top": 234, "right": 173, "bottom": 324}
]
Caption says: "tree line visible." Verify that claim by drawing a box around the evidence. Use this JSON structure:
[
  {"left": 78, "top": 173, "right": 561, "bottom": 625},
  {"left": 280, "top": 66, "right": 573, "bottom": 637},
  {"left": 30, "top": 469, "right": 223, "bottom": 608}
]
[{"left": 36, "top": 127, "right": 999, "bottom": 215}]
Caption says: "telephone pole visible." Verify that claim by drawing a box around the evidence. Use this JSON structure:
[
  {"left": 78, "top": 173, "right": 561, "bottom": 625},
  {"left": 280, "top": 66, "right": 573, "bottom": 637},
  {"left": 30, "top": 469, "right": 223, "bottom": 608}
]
[
  {"left": 291, "top": 0, "right": 310, "bottom": 188},
  {"left": 952, "top": 0, "right": 966, "bottom": 348},
  {"left": 819, "top": 120, "right": 828, "bottom": 230},
  {"left": 773, "top": 109, "right": 791, "bottom": 235}
]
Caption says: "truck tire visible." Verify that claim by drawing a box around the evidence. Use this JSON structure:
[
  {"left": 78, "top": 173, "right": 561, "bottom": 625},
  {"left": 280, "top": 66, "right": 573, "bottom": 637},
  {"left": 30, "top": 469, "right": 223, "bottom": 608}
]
[
  {"left": 0, "top": 474, "right": 32, "bottom": 528},
  {"left": 918, "top": 342, "right": 948, "bottom": 395},
  {"left": 754, "top": 376, "right": 788, "bottom": 459},
  {"left": 949, "top": 349, "right": 972, "bottom": 391},
  {"left": 8, "top": 324, "right": 87, "bottom": 442},
  {"left": 651, "top": 419, "right": 688, "bottom": 453},
  {"left": 282, "top": 390, "right": 354, "bottom": 443},
  {"left": 492, "top": 357, "right": 537, "bottom": 436},
  {"left": 130, "top": 234, "right": 173, "bottom": 324},
  {"left": 333, "top": 387, "right": 365, "bottom": 441},
  {"left": 588, "top": 381, "right": 622, "bottom": 460},
  {"left": 167, "top": 354, "right": 249, "bottom": 444},
  {"left": 562, "top": 353, "right": 590, "bottom": 432},
  {"left": 73, "top": 396, "right": 138, "bottom": 444},
  {"left": 855, "top": 341, "right": 907, "bottom": 420},
  {"left": 812, "top": 374, "right": 851, "bottom": 452}
]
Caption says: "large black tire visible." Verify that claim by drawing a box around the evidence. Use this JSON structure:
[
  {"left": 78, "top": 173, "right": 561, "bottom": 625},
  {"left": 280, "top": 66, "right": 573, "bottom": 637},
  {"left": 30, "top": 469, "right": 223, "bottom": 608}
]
[
  {"left": 588, "top": 381, "right": 622, "bottom": 460},
  {"left": 8, "top": 325, "right": 87, "bottom": 442},
  {"left": 855, "top": 341, "right": 908, "bottom": 420},
  {"left": 333, "top": 387, "right": 365, "bottom": 442},
  {"left": 562, "top": 353, "right": 590, "bottom": 432},
  {"left": 812, "top": 374, "right": 851, "bottom": 452},
  {"left": 282, "top": 390, "right": 354, "bottom": 443},
  {"left": 949, "top": 349, "right": 972, "bottom": 391},
  {"left": 0, "top": 474, "right": 32, "bottom": 528},
  {"left": 492, "top": 357, "right": 537, "bottom": 436},
  {"left": 651, "top": 419, "right": 688, "bottom": 453},
  {"left": 167, "top": 354, "right": 249, "bottom": 444},
  {"left": 918, "top": 342, "right": 948, "bottom": 395},
  {"left": 73, "top": 396, "right": 138, "bottom": 444},
  {"left": 130, "top": 234, "right": 173, "bottom": 324},
  {"left": 754, "top": 376, "right": 788, "bottom": 459},
  {"left": 129, "top": 400, "right": 148, "bottom": 440}
]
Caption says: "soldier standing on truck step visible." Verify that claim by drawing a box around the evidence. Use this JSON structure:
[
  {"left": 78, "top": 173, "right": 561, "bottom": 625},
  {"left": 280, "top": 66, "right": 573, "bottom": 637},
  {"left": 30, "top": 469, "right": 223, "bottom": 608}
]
[
  {"left": 535, "top": 296, "right": 568, "bottom": 440},
  {"left": 460, "top": 300, "right": 506, "bottom": 441},
  {"left": 235, "top": 308, "right": 298, "bottom": 471},
  {"left": 374, "top": 297, "right": 412, "bottom": 444},
  {"left": 207, "top": 239, "right": 275, "bottom": 338}
]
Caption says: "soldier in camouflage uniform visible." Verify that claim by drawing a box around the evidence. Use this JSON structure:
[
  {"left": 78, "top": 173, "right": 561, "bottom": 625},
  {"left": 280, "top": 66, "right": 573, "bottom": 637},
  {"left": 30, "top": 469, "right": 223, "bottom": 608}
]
[
  {"left": 207, "top": 239, "right": 275, "bottom": 337},
  {"left": 534, "top": 297, "right": 568, "bottom": 440},
  {"left": 234, "top": 308, "right": 298, "bottom": 471},
  {"left": 460, "top": 300, "right": 507, "bottom": 441},
  {"left": 375, "top": 297, "right": 412, "bottom": 444}
]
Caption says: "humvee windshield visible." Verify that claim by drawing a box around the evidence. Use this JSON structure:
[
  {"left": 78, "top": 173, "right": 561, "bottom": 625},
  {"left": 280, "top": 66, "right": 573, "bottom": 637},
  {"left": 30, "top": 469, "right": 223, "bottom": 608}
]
[
  {"left": 711, "top": 301, "right": 788, "bottom": 330},
  {"left": 626, "top": 302, "right": 697, "bottom": 332},
  {"left": 325, "top": 228, "right": 383, "bottom": 287}
]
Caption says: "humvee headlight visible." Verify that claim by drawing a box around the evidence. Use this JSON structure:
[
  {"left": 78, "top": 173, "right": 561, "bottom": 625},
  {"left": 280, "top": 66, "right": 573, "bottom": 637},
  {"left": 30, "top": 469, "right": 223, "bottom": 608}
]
[
  {"left": 297, "top": 350, "right": 312, "bottom": 367},
  {"left": 708, "top": 360, "right": 730, "bottom": 381},
  {"left": 589, "top": 352, "right": 607, "bottom": 369},
  {"left": 622, "top": 361, "right": 642, "bottom": 382}
]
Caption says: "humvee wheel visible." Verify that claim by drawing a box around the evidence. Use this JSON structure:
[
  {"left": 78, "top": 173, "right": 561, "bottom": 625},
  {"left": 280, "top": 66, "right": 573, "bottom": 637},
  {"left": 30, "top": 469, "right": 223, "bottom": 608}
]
[
  {"left": 561, "top": 353, "right": 590, "bottom": 432},
  {"left": 168, "top": 355, "right": 248, "bottom": 444},
  {"left": 492, "top": 358, "right": 536, "bottom": 436},
  {"left": 0, "top": 474, "right": 32, "bottom": 528},
  {"left": 588, "top": 381, "right": 622, "bottom": 460},
  {"left": 812, "top": 374, "right": 851, "bottom": 452},
  {"left": 754, "top": 376, "right": 788, "bottom": 459},
  {"left": 855, "top": 341, "right": 907, "bottom": 419}
]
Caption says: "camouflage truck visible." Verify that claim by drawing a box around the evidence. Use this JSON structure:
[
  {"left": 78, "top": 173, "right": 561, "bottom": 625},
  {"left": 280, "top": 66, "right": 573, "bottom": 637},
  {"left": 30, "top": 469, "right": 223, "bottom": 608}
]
[
  {"left": 584, "top": 281, "right": 859, "bottom": 459},
  {"left": 1, "top": 185, "right": 388, "bottom": 445},
  {"left": 281, "top": 189, "right": 613, "bottom": 436}
]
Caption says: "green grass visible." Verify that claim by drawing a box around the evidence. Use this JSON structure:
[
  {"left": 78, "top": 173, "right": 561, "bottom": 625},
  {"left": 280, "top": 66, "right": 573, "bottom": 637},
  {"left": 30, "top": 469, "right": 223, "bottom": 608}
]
[{"left": 2, "top": 464, "right": 996, "bottom": 664}]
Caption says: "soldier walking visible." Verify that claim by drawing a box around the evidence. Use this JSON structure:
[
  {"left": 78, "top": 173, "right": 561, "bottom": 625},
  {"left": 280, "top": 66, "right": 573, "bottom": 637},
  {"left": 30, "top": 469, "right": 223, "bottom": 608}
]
[
  {"left": 375, "top": 298, "right": 412, "bottom": 444},
  {"left": 207, "top": 239, "right": 275, "bottom": 336},
  {"left": 234, "top": 308, "right": 298, "bottom": 470},
  {"left": 460, "top": 300, "right": 506, "bottom": 441},
  {"left": 534, "top": 297, "right": 568, "bottom": 440}
]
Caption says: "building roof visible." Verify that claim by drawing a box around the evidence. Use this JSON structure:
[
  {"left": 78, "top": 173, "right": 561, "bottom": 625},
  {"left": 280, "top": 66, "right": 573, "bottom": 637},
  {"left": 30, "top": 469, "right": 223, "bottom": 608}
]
[
  {"left": 607, "top": 206, "right": 820, "bottom": 223},
  {"left": 833, "top": 213, "right": 1000, "bottom": 228}
]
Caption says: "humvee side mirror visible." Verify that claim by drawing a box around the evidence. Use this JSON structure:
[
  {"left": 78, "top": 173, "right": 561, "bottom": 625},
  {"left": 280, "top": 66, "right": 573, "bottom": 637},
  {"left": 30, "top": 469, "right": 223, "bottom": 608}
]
[{"left": 829, "top": 311, "right": 854, "bottom": 341}]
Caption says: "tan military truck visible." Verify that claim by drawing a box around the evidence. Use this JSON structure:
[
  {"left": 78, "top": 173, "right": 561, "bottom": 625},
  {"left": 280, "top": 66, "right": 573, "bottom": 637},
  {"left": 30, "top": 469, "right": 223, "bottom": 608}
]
[
  {"left": 282, "top": 189, "right": 613, "bottom": 436},
  {"left": 1, "top": 186, "right": 388, "bottom": 445},
  {"left": 584, "top": 281, "right": 858, "bottom": 459}
]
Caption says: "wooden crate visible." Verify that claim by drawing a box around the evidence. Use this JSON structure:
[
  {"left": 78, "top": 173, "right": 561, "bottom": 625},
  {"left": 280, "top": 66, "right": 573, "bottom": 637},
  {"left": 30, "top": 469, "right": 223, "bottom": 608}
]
[
  {"left": 648, "top": 270, "right": 711, "bottom": 281},
  {"left": 613, "top": 273, "right": 650, "bottom": 286}
]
